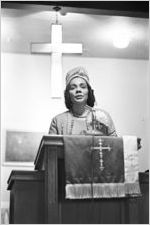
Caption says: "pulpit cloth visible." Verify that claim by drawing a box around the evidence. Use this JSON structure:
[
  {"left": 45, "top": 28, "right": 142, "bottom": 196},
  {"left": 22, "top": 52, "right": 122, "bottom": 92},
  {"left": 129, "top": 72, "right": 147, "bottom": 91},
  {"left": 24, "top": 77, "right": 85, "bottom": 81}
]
[{"left": 63, "top": 135, "right": 141, "bottom": 199}]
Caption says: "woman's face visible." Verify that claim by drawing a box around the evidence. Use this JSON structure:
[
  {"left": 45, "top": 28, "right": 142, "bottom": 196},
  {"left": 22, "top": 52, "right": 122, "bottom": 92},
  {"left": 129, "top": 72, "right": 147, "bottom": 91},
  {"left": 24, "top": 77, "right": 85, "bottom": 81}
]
[{"left": 69, "top": 77, "right": 88, "bottom": 105}]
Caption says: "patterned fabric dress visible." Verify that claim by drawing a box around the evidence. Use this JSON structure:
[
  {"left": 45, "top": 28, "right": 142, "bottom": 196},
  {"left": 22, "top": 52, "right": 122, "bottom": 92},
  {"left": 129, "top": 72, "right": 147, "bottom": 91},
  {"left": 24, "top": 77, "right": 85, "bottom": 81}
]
[{"left": 49, "top": 106, "right": 117, "bottom": 136}]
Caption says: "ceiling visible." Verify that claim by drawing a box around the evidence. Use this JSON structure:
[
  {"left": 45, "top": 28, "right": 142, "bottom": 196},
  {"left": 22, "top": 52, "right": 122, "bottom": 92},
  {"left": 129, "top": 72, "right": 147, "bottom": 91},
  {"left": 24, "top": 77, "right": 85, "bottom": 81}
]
[{"left": 1, "top": 1, "right": 149, "bottom": 59}]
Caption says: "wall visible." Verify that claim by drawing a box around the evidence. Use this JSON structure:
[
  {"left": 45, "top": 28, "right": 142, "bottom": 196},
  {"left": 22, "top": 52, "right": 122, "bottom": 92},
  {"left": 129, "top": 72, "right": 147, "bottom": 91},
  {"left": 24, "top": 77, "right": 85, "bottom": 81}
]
[{"left": 1, "top": 52, "right": 149, "bottom": 206}]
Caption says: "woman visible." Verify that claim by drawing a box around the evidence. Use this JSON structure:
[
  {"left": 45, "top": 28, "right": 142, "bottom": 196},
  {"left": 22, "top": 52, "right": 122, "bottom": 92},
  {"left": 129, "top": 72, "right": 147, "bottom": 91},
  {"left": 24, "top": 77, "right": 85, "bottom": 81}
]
[{"left": 49, "top": 67, "right": 117, "bottom": 136}]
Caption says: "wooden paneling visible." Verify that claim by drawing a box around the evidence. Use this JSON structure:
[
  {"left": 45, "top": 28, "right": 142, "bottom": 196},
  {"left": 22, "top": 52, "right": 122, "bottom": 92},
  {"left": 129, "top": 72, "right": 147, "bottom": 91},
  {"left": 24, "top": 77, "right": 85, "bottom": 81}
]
[{"left": 8, "top": 171, "right": 44, "bottom": 224}]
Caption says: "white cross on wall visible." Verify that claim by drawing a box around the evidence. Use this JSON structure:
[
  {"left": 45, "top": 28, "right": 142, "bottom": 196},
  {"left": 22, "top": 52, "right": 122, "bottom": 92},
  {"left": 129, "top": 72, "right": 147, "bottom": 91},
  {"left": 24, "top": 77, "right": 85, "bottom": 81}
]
[{"left": 31, "top": 24, "right": 83, "bottom": 98}]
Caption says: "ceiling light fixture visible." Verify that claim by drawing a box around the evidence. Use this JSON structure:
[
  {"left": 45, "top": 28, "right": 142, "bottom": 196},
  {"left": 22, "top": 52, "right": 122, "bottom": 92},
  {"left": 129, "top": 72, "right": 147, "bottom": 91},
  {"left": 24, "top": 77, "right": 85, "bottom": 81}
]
[
  {"left": 53, "top": 6, "right": 61, "bottom": 24},
  {"left": 112, "top": 26, "right": 132, "bottom": 49}
]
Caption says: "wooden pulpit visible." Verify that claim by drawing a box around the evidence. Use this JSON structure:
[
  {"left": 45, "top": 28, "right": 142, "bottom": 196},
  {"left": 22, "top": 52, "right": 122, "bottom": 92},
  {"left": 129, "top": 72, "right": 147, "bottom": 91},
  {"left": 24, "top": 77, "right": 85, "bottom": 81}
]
[{"left": 7, "top": 135, "right": 149, "bottom": 224}]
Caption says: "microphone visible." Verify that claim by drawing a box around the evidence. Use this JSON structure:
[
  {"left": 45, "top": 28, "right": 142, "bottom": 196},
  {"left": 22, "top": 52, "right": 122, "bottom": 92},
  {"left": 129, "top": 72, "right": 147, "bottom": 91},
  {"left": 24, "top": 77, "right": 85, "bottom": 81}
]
[
  {"left": 92, "top": 108, "right": 96, "bottom": 132},
  {"left": 91, "top": 107, "right": 101, "bottom": 135},
  {"left": 91, "top": 106, "right": 107, "bottom": 135}
]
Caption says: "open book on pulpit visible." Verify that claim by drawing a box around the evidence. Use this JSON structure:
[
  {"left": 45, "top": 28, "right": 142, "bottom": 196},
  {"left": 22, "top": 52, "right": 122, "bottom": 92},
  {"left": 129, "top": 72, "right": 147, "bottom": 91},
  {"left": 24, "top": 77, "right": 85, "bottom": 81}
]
[{"left": 63, "top": 135, "right": 141, "bottom": 199}]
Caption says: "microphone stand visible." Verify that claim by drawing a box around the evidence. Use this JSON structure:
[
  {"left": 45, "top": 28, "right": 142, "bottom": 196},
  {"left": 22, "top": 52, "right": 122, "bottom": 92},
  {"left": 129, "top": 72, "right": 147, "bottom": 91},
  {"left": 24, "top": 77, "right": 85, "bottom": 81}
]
[
  {"left": 92, "top": 108, "right": 96, "bottom": 132},
  {"left": 91, "top": 107, "right": 97, "bottom": 200}
]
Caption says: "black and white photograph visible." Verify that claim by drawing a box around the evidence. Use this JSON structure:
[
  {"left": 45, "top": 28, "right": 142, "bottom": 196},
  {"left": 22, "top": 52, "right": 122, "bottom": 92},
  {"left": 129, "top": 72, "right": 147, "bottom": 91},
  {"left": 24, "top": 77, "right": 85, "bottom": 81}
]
[{"left": 1, "top": 1, "right": 149, "bottom": 224}]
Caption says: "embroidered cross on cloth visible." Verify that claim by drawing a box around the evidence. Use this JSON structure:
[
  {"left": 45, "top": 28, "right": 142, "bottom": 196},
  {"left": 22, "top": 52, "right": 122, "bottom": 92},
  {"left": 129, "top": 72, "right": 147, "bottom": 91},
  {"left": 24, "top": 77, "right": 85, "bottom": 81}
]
[{"left": 63, "top": 135, "right": 141, "bottom": 199}]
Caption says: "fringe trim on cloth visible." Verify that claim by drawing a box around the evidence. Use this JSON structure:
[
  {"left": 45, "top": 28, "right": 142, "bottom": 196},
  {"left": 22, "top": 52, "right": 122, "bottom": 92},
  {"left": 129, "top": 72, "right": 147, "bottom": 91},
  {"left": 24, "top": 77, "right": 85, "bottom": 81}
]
[
  {"left": 66, "top": 183, "right": 92, "bottom": 199},
  {"left": 66, "top": 182, "right": 141, "bottom": 199},
  {"left": 125, "top": 182, "right": 141, "bottom": 197},
  {"left": 93, "top": 183, "right": 125, "bottom": 198},
  {"left": 93, "top": 182, "right": 141, "bottom": 198}
]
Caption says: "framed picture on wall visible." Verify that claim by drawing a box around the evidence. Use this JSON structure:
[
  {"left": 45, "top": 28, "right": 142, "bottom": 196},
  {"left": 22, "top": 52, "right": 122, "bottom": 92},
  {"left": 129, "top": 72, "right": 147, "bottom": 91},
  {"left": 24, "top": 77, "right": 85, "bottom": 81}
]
[{"left": 4, "top": 130, "right": 45, "bottom": 166}]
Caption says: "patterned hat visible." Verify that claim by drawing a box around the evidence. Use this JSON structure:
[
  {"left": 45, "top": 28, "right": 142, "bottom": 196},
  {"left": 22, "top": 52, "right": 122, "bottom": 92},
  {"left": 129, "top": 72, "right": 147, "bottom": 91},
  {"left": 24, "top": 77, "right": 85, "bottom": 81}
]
[{"left": 66, "top": 66, "right": 90, "bottom": 86}]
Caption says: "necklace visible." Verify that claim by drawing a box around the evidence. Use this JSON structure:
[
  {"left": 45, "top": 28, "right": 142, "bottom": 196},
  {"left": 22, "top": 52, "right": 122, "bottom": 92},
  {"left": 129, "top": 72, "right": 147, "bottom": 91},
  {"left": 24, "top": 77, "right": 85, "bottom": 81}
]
[
  {"left": 69, "top": 106, "right": 91, "bottom": 134},
  {"left": 71, "top": 105, "right": 90, "bottom": 118}
]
